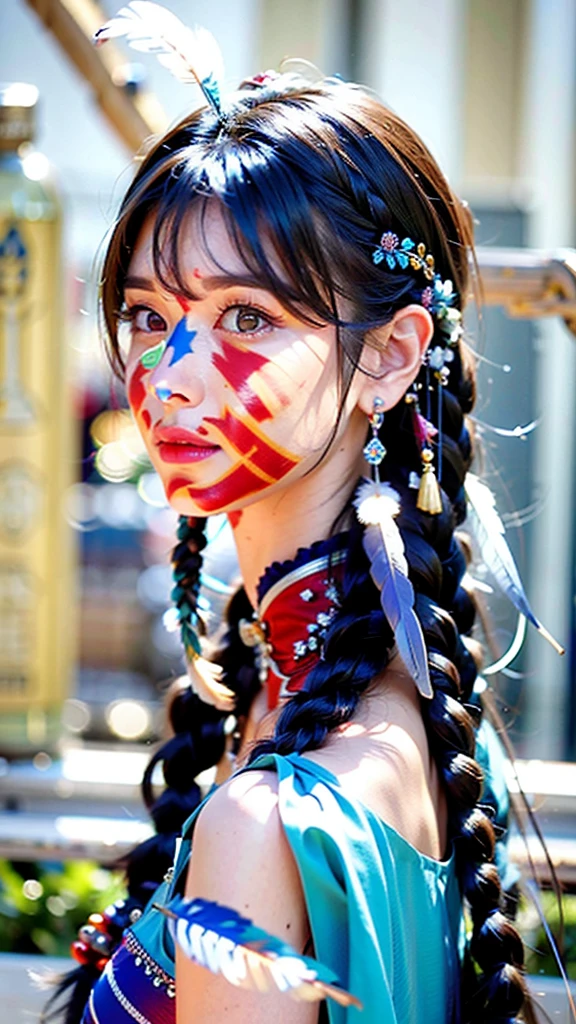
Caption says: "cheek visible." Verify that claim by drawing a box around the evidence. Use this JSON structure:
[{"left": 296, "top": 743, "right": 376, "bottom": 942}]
[
  {"left": 212, "top": 339, "right": 290, "bottom": 422},
  {"left": 272, "top": 335, "right": 339, "bottom": 450},
  {"left": 127, "top": 361, "right": 147, "bottom": 417}
]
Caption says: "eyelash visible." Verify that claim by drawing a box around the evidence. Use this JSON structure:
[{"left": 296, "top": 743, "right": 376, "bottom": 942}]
[{"left": 120, "top": 301, "right": 283, "bottom": 339}]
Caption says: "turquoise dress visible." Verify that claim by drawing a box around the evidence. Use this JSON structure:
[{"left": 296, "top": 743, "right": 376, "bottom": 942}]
[
  {"left": 170, "top": 751, "right": 464, "bottom": 1024},
  {"left": 85, "top": 719, "right": 515, "bottom": 1024}
]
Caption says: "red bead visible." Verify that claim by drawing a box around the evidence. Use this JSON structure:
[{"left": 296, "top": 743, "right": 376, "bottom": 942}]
[
  {"left": 70, "top": 940, "right": 92, "bottom": 966},
  {"left": 88, "top": 913, "right": 108, "bottom": 933}
]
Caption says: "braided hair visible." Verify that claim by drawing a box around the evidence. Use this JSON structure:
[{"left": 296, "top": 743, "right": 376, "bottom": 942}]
[{"left": 99, "top": 75, "right": 531, "bottom": 1023}]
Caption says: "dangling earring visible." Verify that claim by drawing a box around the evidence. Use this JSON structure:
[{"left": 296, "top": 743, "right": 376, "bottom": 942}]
[
  {"left": 356, "top": 397, "right": 432, "bottom": 699},
  {"left": 362, "top": 396, "right": 386, "bottom": 483},
  {"left": 417, "top": 447, "right": 442, "bottom": 514},
  {"left": 406, "top": 389, "right": 442, "bottom": 515}
]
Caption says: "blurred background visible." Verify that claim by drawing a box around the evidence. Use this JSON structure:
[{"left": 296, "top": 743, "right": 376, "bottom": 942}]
[{"left": 0, "top": 0, "right": 575, "bottom": 1017}]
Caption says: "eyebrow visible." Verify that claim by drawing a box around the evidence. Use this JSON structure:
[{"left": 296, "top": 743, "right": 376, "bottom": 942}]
[{"left": 123, "top": 273, "right": 271, "bottom": 300}]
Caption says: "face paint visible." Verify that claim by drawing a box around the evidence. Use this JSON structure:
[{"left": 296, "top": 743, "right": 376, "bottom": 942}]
[
  {"left": 166, "top": 407, "right": 300, "bottom": 511},
  {"left": 227, "top": 509, "right": 243, "bottom": 528},
  {"left": 128, "top": 361, "right": 147, "bottom": 417},
  {"left": 165, "top": 316, "right": 197, "bottom": 367},
  {"left": 140, "top": 339, "right": 166, "bottom": 369},
  {"left": 212, "top": 339, "right": 288, "bottom": 423}
]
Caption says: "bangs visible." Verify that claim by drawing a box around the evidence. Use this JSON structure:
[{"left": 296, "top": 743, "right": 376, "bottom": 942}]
[{"left": 148, "top": 142, "right": 355, "bottom": 330}]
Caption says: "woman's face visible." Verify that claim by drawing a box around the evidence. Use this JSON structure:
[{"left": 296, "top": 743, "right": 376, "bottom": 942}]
[{"left": 122, "top": 205, "right": 366, "bottom": 517}]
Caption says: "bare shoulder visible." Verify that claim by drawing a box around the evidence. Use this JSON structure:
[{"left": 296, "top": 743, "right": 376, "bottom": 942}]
[
  {"left": 185, "top": 769, "right": 308, "bottom": 933},
  {"left": 178, "top": 770, "right": 314, "bottom": 1024}
]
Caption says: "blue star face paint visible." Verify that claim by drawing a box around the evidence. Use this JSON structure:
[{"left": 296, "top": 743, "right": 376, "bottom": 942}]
[{"left": 166, "top": 317, "right": 197, "bottom": 366}]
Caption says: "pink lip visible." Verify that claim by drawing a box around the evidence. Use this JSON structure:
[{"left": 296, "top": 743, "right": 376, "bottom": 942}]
[{"left": 153, "top": 425, "right": 219, "bottom": 464}]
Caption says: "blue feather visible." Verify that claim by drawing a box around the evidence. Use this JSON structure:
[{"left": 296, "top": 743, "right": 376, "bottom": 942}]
[
  {"left": 355, "top": 480, "right": 432, "bottom": 698},
  {"left": 154, "top": 896, "right": 362, "bottom": 1008}
]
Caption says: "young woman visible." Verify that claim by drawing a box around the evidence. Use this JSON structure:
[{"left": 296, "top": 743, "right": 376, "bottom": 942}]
[{"left": 57, "top": 42, "right": 533, "bottom": 1024}]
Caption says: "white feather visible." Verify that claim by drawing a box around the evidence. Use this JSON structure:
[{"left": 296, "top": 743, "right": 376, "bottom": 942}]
[
  {"left": 465, "top": 473, "right": 563, "bottom": 655},
  {"left": 354, "top": 479, "right": 432, "bottom": 698},
  {"left": 95, "top": 2, "right": 224, "bottom": 111}
]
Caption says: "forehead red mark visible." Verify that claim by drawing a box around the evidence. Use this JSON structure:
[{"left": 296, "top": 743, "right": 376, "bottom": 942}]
[
  {"left": 175, "top": 294, "right": 191, "bottom": 313},
  {"left": 212, "top": 340, "right": 288, "bottom": 423},
  {"left": 193, "top": 268, "right": 203, "bottom": 279},
  {"left": 128, "top": 362, "right": 147, "bottom": 415}
]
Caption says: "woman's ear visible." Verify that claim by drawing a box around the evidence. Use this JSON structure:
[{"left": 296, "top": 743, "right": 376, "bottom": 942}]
[{"left": 356, "top": 304, "right": 434, "bottom": 415}]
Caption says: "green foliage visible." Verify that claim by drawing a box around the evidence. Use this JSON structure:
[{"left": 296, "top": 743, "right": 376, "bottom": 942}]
[
  {"left": 518, "top": 891, "right": 576, "bottom": 980},
  {"left": 0, "top": 859, "right": 125, "bottom": 957}
]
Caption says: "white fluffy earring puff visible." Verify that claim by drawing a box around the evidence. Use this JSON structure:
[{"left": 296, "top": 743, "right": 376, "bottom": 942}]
[{"left": 355, "top": 398, "right": 432, "bottom": 699}]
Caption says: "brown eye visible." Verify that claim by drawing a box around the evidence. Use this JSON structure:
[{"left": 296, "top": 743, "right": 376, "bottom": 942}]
[
  {"left": 218, "top": 305, "right": 270, "bottom": 335},
  {"left": 127, "top": 305, "right": 166, "bottom": 333},
  {"left": 236, "top": 308, "right": 262, "bottom": 332},
  {"left": 133, "top": 307, "right": 167, "bottom": 333}
]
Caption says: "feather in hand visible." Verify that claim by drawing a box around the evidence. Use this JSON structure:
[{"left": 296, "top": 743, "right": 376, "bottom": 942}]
[
  {"left": 94, "top": 1, "right": 224, "bottom": 116},
  {"left": 354, "top": 479, "right": 432, "bottom": 699},
  {"left": 154, "top": 896, "right": 362, "bottom": 1009},
  {"left": 465, "top": 473, "right": 563, "bottom": 654}
]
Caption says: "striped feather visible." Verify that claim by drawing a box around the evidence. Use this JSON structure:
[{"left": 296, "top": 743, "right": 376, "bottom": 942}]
[{"left": 154, "top": 897, "right": 362, "bottom": 1008}]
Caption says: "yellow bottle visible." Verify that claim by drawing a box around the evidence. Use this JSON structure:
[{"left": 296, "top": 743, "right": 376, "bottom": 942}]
[{"left": 0, "top": 84, "right": 75, "bottom": 754}]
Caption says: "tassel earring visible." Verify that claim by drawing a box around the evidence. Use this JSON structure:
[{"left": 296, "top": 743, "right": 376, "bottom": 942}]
[
  {"left": 407, "top": 389, "right": 442, "bottom": 515},
  {"left": 357, "top": 398, "right": 432, "bottom": 699},
  {"left": 417, "top": 448, "right": 443, "bottom": 514}
]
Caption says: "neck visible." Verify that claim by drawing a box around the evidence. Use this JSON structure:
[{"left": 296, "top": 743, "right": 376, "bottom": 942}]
[{"left": 230, "top": 447, "right": 364, "bottom": 608}]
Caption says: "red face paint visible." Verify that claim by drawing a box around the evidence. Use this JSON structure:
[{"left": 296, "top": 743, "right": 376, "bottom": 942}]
[
  {"left": 212, "top": 339, "right": 288, "bottom": 423},
  {"left": 166, "top": 408, "right": 300, "bottom": 511},
  {"left": 193, "top": 268, "right": 203, "bottom": 279},
  {"left": 206, "top": 408, "right": 298, "bottom": 480},
  {"left": 128, "top": 362, "right": 147, "bottom": 417},
  {"left": 227, "top": 509, "right": 243, "bottom": 528},
  {"left": 175, "top": 294, "right": 191, "bottom": 313}
]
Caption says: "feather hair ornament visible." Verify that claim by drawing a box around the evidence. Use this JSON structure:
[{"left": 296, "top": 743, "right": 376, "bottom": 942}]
[
  {"left": 354, "top": 479, "right": 433, "bottom": 699},
  {"left": 94, "top": 1, "right": 224, "bottom": 117},
  {"left": 465, "top": 473, "right": 563, "bottom": 655},
  {"left": 154, "top": 896, "right": 362, "bottom": 1009}
]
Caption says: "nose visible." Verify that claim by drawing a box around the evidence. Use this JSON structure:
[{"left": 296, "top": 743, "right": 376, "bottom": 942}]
[{"left": 148, "top": 317, "right": 205, "bottom": 407}]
